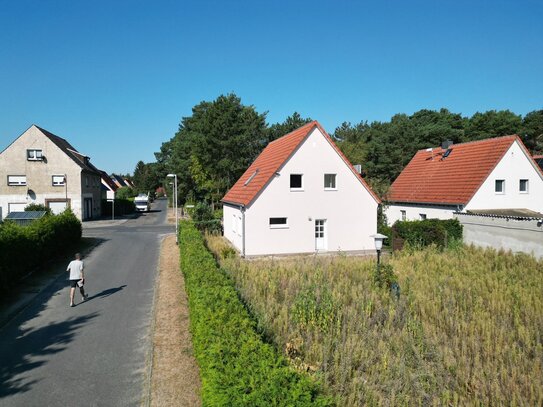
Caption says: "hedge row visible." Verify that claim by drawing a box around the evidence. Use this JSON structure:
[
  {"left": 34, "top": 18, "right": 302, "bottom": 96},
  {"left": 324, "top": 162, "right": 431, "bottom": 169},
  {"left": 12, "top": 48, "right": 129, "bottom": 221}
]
[
  {"left": 100, "top": 199, "right": 135, "bottom": 216},
  {"left": 0, "top": 210, "right": 82, "bottom": 294},
  {"left": 392, "top": 218, "right": 463, "bottom": 248},
  {"left": 179, "top": 221, "right": 331, "bottom": 406}
]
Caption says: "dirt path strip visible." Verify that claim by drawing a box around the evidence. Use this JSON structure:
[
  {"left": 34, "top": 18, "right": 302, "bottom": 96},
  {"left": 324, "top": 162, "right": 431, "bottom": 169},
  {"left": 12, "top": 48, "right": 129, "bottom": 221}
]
[{"left": 148, "top": 234, "right": 201, "bottom": 406}]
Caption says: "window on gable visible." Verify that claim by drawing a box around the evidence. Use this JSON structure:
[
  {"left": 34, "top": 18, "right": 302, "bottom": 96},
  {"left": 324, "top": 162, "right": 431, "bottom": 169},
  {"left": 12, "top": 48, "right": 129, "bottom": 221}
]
[
  {"left": 290, "top": 174, "right": 303, "bottom": 190},
  {"left": 52, "top": 175, "right": 65, "bottom": 186},
  {"left": 324, "top": 174, "right": 336, "bottom": 190},
  {"left": 8, "top": 175, "right": 27, "bottom": 186},
  {"left": 401, "top": 210, "right": 406, "bottom": 221},
  {"left": 519, "top": 179, "right": 529, "bottom": 193},
  {"left": 27, "top": 149, "right": 43, "bottom": 161},
  {"left": 495, "top": 179, "right": 505, "bottom": 194},
  {"left": 269, "top": 217, "right": 288, "bottom": 228},
  {"left": 420, "top": 213, "right": 427, "bottom": 220}
]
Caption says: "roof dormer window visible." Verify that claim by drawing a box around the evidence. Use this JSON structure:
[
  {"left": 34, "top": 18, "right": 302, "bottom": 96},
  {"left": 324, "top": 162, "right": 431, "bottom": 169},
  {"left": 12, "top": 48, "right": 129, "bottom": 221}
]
[{"left": 27, "top": 149, "right": 43, "bottom": 161}]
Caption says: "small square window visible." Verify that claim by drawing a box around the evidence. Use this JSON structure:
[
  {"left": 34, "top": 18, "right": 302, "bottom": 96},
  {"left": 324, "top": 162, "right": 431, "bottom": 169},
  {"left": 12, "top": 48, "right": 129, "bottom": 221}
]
[
  {"left": 401, "top": 210, "right": 406, "bottom": 221},
  {"left": 324, "top": 174, "right": 336, "bottom": 190},
  {"left": 27, "top": 149, "right": 43, "bottom": 161},
  {"left": 519, "top": 179, "right": 529, "bottom": 193},
  {"left": 269, "top": 217, "right": 288, "bottom": 228},
  {"left": 495, "top": 179, "right": 505, "bottom": 194},
  {"left": 52, "top": 175, "right": 65, "bottom": 186},
  {"left": 420, "top": 213, "right": 427, "bottom": 220},
  {"left": 290, "top": 174, "right": 303, "bottom": 190}
]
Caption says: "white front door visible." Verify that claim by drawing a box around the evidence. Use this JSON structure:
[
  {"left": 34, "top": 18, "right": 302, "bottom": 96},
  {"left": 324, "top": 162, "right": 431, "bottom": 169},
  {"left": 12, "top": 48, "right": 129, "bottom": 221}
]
[{"left": 315, "top": 219, "right": 327, "bottom": 250}]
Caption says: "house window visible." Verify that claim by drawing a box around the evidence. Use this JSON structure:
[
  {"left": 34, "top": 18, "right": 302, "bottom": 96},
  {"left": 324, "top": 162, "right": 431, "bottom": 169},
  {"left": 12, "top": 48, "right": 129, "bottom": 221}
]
[
  {"left": 269, "top": 217, "right": 288, "bottom": 228},
  {"left": 324, "top": 174, "right": 336, "bottom": 190},
  {"left": 52, "top": 175, "right": 65, "bottom": 186},
  {"left": 420, "top": 213, "right": 427, "bottom": 220},
  {"left": 401, "top": 210, "right": 406, "bottom": 221},
  {"left": 8, "top": 175, "right": 27, "bottom": 186},
  {"left": 27, "top": 149, "right": 43, "bottom": 161},
  {"left": 495, "top": 179, "right": 505, "bottom": 194},
  {"left": 519, "top": 179, "right": 529, "bottom": 193},
  {"left": 290, "top": 174, "right": 303, "bottom": 190},
  {"left": 85, "top": 176, "right": 89, "bottom": 187}
]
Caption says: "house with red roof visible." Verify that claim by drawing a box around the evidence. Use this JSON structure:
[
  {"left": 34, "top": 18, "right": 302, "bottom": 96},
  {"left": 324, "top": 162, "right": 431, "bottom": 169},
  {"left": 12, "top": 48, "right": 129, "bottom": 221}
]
[
  {"left": 385, "top": 135, "right": 543, "bottom": 224},
  {"left": 534, "top": 155, "right": 543, "bottom": 172},
  {"left": 222, "top": 121, "right": 380, "bottom": 257}
]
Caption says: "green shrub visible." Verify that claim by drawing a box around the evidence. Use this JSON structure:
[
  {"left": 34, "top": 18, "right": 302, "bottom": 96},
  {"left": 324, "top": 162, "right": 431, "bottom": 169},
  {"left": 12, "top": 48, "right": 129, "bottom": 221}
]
[
  {"left": 101, "top": 199, "right": 135, "bottom": 216},
  {"left": 179, "top": 221, "right": 331, "bottom": 406},
  {"left": 192, "top": 202, "right": 222, "bottom": 233},
  {"left": 0, "top": 210, "right": 81, "bottom": 293},
  {"left": 24, "top": 203, "right": 52, "bottom": 215},
  {"left": 392, "top": 218, "right": 463, "bottom": 249}
]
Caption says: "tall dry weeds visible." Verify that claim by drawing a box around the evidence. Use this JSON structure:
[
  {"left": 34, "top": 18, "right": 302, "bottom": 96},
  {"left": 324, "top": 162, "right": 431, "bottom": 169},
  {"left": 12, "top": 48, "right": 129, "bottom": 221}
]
[{"left": 205, "top": 235, "right": 543, "bottom": 406}]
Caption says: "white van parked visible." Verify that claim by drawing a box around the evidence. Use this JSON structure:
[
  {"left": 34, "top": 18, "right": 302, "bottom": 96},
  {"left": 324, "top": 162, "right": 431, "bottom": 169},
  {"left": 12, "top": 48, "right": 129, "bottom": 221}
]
[{"left": 134, "top": 194, "right": 150, "bottom": 212}]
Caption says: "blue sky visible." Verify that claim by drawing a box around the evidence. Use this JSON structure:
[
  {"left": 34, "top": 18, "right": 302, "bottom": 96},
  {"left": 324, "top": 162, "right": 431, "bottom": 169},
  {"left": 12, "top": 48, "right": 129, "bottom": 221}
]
[{"left": 1, "top": 0, "right": 541, "bottom": 174}]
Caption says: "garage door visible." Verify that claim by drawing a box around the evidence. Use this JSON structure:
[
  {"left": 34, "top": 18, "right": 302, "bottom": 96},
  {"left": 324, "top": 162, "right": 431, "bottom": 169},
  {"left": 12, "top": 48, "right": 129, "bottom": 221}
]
[
  {"left": 8, "top": 203, "right": 27, "bottom": 213},
  {"left": 48, "top": 201, "right": 68, "bottom": 215}
]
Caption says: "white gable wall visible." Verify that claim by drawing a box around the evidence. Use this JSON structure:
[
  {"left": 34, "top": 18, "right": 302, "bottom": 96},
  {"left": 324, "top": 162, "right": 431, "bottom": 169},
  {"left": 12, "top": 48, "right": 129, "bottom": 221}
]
[
  {"left": 223, "top": 203, "right": 244, "bottom": 253},
  {"left": 385, "top": 203, "right": 458, "bottom": 224},
  {"left": 466, "top": 141, "right": 543, "bottom": 213},
  {"left": 242, "top": 128, "right": 378, "bottom": 256}
]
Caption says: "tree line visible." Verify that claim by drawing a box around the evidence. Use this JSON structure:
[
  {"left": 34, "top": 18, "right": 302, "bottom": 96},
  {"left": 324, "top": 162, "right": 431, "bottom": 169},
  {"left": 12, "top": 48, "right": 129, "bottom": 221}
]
[{"left": 131, "top": 93, "right": 542, "bottom": 202}]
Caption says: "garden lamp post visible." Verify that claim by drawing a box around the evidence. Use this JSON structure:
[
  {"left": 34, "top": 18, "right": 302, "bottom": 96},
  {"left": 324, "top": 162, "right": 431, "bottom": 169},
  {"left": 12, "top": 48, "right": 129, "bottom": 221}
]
[
  {"left": 371, "top": 233, "right": 388, "bottom": 278},
  {"left": 167, "top": 174, "right": 178, "bottom": 244}
]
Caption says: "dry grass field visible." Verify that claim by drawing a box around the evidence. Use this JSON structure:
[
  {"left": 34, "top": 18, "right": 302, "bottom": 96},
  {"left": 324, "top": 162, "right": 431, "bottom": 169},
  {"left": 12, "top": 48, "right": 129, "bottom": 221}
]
[{"left": 205, "top": 235, "right": 543, "bottom": 406}]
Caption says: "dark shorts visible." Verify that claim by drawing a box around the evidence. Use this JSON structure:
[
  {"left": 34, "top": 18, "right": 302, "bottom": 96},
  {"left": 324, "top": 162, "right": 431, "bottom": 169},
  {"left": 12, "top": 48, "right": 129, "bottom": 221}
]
[{"left": 69, "top": 279, "right": 82, "bottom": 288}]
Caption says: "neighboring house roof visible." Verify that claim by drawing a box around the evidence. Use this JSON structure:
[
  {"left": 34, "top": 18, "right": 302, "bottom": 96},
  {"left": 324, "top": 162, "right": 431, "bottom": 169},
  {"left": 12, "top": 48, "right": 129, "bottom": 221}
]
[
  {"left": 222, "top": 120, "right": 380, "bottom": 207},
  {"left": 387, "top": 135, "right": 543, "bottom": 205},
  {"left": 34, "top": 125, "right": 101, "bottom": 175},
  {"left": 111, "top": 174, "right": 128, "bottom": 188},
  {"left": 100, "top": 170, "right": 118, "bottom": 191}
]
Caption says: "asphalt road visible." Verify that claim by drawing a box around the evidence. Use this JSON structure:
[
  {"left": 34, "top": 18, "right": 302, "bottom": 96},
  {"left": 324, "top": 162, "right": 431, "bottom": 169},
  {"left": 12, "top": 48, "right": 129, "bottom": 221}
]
[{"left": 0, "top": 198, "right": 173, "bottom": 406}]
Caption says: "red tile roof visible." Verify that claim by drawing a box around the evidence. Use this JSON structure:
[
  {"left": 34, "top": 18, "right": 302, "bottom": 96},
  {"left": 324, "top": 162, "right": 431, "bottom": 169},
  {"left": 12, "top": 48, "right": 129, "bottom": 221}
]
[
  {"left": 222, "top": 121, "right": 380, "bottom": 207},
  {"left": 387, "top": 135, "right": 543, "bottom": 205}
]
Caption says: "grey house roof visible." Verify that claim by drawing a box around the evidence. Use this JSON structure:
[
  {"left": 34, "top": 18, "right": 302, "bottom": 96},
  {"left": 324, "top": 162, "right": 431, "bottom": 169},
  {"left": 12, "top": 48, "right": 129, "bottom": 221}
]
[{"left": 35, "top": 125, "right": 101, "bottom": 175}]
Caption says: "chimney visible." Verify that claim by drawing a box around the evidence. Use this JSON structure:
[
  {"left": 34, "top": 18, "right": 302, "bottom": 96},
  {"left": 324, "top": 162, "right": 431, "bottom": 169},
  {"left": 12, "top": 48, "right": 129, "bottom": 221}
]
[{"left": 353, "top": 164, "right": 362, "bottom": 174}]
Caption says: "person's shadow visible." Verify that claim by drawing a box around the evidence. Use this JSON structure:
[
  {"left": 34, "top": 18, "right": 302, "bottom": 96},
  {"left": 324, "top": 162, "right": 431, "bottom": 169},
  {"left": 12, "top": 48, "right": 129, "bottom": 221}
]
[{"left": 86, "top": 285, "right": 126, "bottom": 301}]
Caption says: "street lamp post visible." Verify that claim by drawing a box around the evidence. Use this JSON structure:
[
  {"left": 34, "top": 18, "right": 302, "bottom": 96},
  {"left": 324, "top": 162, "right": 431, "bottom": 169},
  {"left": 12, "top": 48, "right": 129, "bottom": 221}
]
[
  {"left": 167, "top": 174, "right": 178, "bottom": 244},
  {"left": 371, "top": 233, "right": 388, "bottom": 281}
]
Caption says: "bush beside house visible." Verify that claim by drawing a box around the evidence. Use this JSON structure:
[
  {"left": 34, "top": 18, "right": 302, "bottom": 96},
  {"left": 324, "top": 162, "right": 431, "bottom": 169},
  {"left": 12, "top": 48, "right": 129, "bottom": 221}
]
[
  {"left": 0, "top": 210, "right": 82, "bottom": 294},
  {"left": 392, "top": 218, "right": 463, "bottom": 249}
]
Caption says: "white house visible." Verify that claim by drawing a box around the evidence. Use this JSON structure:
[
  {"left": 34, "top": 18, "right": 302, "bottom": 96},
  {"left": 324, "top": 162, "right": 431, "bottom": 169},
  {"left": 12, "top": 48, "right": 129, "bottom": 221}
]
[
  {"left": 0, "top": 125, "right": 103, "bottom": 221},
  {"left": 385, "top": 135, "right": 543, "bottom": 224},
  {"left": 221, "top": 121, "right": 380, "bottom": 257}
]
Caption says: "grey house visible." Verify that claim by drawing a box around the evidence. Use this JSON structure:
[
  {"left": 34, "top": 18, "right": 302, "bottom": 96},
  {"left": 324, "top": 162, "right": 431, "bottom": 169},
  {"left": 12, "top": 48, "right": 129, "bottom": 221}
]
[{"left": 0, "top": 125, "right": 102, "bottom": 221}]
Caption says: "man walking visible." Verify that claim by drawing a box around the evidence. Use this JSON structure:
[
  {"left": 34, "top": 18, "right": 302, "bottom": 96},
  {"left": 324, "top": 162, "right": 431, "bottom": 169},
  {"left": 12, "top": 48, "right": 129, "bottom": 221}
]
[{"left": 67, "top": 253, "right": 88, "bottom": 307}]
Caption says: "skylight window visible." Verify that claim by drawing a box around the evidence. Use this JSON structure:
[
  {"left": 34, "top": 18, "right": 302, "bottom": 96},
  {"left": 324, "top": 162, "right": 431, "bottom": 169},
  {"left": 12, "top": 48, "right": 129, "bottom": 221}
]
[{"left": 244, "top": 169, "right": 259, "bottom": 186}]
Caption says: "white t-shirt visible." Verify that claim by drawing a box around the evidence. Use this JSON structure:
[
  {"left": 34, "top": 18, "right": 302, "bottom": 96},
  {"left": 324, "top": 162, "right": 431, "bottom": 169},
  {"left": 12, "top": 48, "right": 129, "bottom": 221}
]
[{"left": 67, "top": 260, "right": 84, "bottom": 280}]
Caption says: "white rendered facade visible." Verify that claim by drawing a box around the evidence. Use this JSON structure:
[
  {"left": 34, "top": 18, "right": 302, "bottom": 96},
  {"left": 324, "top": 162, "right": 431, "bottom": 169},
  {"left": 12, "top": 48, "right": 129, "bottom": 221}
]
[
  {"left": 385, "top": 140, "right": 543, "bottom": 224},
  {"left": 223, "top": 128, "right": 379, "bottom": 256}
]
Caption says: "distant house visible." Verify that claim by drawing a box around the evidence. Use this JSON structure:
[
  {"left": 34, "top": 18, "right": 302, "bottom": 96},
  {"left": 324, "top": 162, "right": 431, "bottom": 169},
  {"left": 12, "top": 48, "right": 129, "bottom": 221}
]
[
  {"left": 385, "top": 135, "right": 543, "bottom": 224},
  {"left": 222, "top": 121, "right": 380, "bottom": 257},
  {"left": 0, "top": 125, "right": 102, "bottom": 221},
  {"left": 99, "top": 170, "right": 118, "bottom": 201},
  {"left": 111, "top": 174, "right": 127, "bottom": 189}
]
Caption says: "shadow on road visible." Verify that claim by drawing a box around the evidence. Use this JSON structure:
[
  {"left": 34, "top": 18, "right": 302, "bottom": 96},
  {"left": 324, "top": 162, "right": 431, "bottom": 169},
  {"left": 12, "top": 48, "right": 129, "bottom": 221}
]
[
  {"left": 0, "top": 311, "right": 99, "bottom": 398},
  {"left": 86, "top": 285, "right": 127, "bottom": 301}
]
